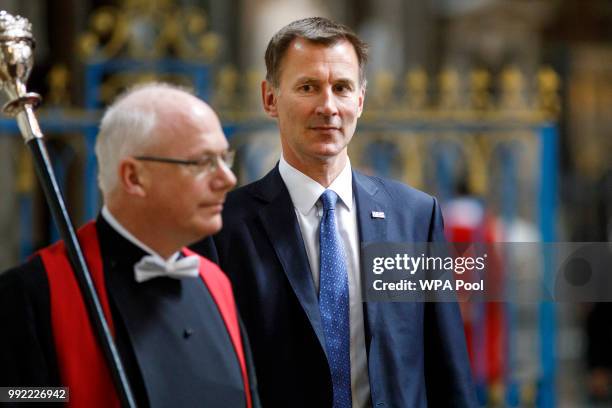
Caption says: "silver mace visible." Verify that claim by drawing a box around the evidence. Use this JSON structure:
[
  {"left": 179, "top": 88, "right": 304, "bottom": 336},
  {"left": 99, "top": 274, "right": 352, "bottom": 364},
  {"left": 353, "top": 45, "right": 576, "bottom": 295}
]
[{"left": 0, "top": 10, "right": 135, "bottom": 407}]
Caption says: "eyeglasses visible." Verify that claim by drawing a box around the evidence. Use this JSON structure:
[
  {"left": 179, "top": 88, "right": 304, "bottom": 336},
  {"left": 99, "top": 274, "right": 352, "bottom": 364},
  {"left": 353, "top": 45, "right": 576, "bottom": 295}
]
[{"left": 134, "top": 150, "right": 235, "bottom": 176}]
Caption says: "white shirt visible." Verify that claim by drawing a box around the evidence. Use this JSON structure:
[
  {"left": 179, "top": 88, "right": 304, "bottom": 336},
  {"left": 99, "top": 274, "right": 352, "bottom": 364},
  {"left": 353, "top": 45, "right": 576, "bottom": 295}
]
[
  {"left": 279, "top": 156, "right": 371, "bottom": 408},
  {"left": 101, "top": 206, "right": 180, "bottom": 263}
]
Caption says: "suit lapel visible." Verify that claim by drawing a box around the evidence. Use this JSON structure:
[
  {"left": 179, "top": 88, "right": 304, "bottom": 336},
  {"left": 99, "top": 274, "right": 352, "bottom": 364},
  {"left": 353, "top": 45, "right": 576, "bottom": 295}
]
[
  {"left": 353, "top": 171, "right": 388, "bottom": 246},
  {"left": 353, "top": 172, "right": 389, "bottom": 357},
  {"left": 254, "top": 167, "right": 327, "bottom": 352}
]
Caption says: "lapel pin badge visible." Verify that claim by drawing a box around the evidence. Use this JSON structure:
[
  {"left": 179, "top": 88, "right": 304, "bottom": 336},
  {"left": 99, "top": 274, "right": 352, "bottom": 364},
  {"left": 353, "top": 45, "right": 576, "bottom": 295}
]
[{"left": 371, "top": 211, "right": 385, "bottom": 219}]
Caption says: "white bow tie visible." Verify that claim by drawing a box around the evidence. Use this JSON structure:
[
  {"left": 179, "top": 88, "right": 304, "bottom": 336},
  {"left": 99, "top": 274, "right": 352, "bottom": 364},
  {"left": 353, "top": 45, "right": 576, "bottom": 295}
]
[{"left": 134, "top": 254, "right": 200, "bottom": 283}]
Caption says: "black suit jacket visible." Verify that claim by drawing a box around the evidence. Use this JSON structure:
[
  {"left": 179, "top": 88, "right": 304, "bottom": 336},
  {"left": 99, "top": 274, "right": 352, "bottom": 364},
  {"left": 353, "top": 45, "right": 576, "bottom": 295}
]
[
  {"left": 0, "top": 216, "right": 260, "bottom": 408},
  {"left": 193, "top": 167, "right": 477, "bottom": 407}
]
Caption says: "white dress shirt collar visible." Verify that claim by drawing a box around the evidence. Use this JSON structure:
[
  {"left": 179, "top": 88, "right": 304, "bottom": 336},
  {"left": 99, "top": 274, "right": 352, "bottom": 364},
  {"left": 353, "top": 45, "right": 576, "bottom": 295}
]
[
  {"left": 278, "top": 155, "right": 353, "bottom": 215},
  {"left": 101, "top": 206, "right": 179, "bottom": 262}
]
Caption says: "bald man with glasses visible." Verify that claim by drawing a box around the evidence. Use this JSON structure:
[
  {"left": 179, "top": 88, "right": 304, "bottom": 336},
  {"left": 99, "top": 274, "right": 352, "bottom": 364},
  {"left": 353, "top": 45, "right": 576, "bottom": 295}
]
[{"left": 0, "top": 83, "right": 260, "bottom": 408}]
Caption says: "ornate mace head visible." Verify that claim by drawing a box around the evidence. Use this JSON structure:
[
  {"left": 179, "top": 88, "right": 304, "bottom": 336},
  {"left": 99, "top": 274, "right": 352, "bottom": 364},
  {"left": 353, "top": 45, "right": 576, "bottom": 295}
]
[{"left": 0, "top": 10, "right": 40, "bottom": 115}]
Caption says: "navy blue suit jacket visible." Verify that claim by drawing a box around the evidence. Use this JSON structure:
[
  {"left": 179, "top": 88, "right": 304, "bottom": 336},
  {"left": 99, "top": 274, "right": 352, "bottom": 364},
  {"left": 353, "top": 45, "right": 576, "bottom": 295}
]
[{"left": 193, "top": 166, "right": 477, "bottom": 407}]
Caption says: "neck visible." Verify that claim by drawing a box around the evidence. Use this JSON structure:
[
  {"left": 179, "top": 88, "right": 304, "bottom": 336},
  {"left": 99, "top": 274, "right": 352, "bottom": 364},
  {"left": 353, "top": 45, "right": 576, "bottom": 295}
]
[
  {"left": 283, "top": 152, "right": 348, "bottom": 188},
  {"left": 106, "top": 201, "right": 179, "bottom": 259}
]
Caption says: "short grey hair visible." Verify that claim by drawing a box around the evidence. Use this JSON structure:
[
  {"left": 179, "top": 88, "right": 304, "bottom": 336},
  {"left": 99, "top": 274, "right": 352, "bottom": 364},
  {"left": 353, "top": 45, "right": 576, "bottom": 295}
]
[{"left": 94, "top": 82, "right": 191, "bottom": 197}]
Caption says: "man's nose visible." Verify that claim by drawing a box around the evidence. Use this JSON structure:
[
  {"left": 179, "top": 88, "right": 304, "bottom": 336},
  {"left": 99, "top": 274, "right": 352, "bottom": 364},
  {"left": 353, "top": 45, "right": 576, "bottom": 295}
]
[
  {"left": 210, "top": 159, "right": 237, "bottom": 191},
  {"left": 315, "top": 88, "right": 339, "bottom": 116}
]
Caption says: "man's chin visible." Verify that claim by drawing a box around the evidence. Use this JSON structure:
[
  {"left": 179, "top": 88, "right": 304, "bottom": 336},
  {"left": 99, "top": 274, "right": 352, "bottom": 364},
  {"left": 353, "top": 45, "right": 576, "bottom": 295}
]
[
  {"left": 311, "top": 146, "right": 348, "bottom": 161},
  {"left": 195, "top": 216, "right": 223, "bottom": 238}
]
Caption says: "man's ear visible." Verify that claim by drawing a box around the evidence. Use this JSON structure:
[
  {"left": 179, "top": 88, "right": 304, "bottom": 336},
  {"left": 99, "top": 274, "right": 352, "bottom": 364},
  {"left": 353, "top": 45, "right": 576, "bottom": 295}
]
[
  {"left": 118, "top": 158, "right": 148, "bottom": 197},
  {"left": 262, "top": 80, "right": 279, "bottom": 118},
  {"left": 356, "top": 85, "right": 366, "bottom": 118}
]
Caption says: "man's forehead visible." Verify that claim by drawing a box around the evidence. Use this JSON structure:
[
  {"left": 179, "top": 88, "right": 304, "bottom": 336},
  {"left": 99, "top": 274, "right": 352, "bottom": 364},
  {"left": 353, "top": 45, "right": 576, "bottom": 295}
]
[
  {"left": 279, "top": 38, "right": 359, "bottom": 79},
  {"left": 287, "top": 37, "right": 357, "bottom": 58},
  {"left": 150, "top": 123, "right": 227, "bottom": 157},
  {"left": 159, "top": 98, "right": 218, "bottom": 124}
]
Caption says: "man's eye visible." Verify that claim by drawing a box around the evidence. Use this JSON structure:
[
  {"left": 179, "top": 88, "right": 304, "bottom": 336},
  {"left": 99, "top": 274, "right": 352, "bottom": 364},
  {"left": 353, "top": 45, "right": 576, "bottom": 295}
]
[
  {"left": 299, "top": 84, "right": 314, "bottom": 92},
  {"left": 197, "top": 157, "right": 215, "bottom": 169},
  {"left": 334, "top": 84, "right": 351, "bottom": 93}
]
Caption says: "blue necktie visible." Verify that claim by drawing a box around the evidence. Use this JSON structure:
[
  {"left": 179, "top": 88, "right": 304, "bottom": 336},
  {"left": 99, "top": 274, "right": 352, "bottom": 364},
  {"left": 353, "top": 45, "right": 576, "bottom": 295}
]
[{"left": 318, "top": 190, "right": 352, "bottom": 408}]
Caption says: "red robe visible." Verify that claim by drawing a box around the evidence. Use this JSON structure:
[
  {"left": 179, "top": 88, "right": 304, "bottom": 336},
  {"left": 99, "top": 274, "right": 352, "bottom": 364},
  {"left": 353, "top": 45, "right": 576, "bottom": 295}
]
[{"left": 39, "top": 221, "right": 252, "bottom": 408}]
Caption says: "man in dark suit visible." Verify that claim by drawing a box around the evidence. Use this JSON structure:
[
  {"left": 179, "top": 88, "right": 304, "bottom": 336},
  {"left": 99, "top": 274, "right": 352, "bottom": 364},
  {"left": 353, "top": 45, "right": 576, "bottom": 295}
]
[
  {"left": 0, "top": 84, "right": 259, "bottom": 407},
  {"left": 192, "top": 17, "right": 476, "bottom": 408}
]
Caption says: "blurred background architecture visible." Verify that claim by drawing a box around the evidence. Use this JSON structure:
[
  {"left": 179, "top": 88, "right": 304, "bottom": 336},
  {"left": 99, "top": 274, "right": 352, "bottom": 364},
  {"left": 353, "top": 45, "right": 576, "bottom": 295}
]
[{"left": 0, "top": 0, "right": 610, "bottom": 406}]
